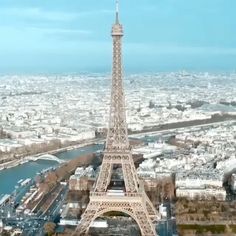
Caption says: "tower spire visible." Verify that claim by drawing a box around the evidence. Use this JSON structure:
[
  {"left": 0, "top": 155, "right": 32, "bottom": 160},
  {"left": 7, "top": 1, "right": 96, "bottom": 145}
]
[{"left": 116, "top": 0, "right": 119, "bottom": 23}]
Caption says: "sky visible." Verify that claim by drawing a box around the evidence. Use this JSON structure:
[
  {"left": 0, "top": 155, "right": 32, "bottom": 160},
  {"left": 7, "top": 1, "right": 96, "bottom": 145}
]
[{"left": 0, "top": 0, "right": 236, "bottom": 74}]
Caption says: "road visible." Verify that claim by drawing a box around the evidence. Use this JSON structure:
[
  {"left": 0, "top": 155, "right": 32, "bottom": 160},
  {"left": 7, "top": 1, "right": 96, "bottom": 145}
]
[
  {"left": 130, "top": 120, "right": 235, "bottom": 139},
  {"left": 1, "top": 184, "right": 68, "bottom": 236},
  {"left": 157, "top": 201, "right": 178, "bottom": 236}
]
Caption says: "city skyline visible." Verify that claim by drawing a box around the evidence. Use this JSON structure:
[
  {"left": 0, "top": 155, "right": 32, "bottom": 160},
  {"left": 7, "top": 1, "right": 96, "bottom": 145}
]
[
  {"left": 0, "top": 0, "right": 236, "bottom": 74},
  {"left": 0, "top": 1, "right": 236, "bottom": 235}
]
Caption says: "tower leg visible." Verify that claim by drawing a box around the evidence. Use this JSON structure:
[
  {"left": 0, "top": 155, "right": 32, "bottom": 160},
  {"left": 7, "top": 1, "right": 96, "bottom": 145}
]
[
  {"left": 145, "top": 192, "right": 160, "bottom": 221},
  {"left": 122, "top": 162, "right": 139, "bottom": 192},
  {"left": 94, "top": 162, "right": 112, "bottom": 192},
  {"left": 72, "top": 201, "right": 98, "bottom": 236}
]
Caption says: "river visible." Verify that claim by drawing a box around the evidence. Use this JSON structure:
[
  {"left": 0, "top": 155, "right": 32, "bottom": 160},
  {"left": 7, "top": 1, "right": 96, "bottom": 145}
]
[{"left": 0, "top": 144, "right": 103, "bottom": 195}]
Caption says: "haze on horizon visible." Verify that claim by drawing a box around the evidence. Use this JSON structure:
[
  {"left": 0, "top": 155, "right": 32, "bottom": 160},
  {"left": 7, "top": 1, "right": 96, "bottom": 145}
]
[{"left": 0, "top": 0, "right": 236, "bottom": 74}]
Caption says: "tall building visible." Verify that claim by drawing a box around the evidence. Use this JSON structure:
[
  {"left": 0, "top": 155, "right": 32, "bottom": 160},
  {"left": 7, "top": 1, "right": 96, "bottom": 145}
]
[{"left": 74, "top": 1, "right": 159, "bottom": 235}]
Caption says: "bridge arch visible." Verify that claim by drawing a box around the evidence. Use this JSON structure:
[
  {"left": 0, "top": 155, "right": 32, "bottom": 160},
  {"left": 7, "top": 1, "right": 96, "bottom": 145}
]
[
  {"left": 28, "top": 154, "right": 65, "bottom": 164},
  {"left": 40, "top": 154, "right": 64, "bottom": 162}
]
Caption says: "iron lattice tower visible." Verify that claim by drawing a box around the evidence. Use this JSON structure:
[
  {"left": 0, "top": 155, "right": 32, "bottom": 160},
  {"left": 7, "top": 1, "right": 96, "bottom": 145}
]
[{"left": 73, "top": 1, "right": 159, "bottom": 235}]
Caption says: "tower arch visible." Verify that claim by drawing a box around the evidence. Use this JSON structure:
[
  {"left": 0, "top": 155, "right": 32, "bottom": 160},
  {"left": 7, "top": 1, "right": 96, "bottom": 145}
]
[{"left": 87, "top": 208, "right": 142, "bottom": 235}]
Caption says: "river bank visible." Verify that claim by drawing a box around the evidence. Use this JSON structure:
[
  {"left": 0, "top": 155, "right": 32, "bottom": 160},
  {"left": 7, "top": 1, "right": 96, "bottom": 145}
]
[
  {"left": 131, "top": 113, "right": 236, "bottom": 136},
  {"left": 0, "top": 139, "right": 102, "bottom": 171},
  {"left": 0, "top": 144, "right": 103, "bottom": 195},
  {"left": 1, "top": 114, "right": 235, "bottom": 171}
]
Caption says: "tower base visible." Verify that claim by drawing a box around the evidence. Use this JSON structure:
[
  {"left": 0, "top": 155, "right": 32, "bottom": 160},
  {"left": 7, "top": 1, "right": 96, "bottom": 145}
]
[{"left": 73, "top": 192, "right": 158, "bottom": 236}]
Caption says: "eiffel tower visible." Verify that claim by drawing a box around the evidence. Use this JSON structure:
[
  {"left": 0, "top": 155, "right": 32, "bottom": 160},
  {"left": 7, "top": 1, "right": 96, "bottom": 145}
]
[{"left": 73, "top": 1, "right": 159, "bottom": 235}]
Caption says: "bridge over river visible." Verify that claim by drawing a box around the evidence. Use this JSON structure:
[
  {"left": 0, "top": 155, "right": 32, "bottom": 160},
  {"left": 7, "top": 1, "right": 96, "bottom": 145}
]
[{"left": 26, "top": 154, "right": 65, "bottom": 164}]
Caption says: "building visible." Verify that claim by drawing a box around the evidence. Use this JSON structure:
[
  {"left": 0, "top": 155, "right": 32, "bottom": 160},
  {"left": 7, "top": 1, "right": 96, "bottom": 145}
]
[
  {"left": 176, "top": 186, "right": 226, "bottom": 201},
  {"left": 175, "top": 171, "right": 223, "bottom": 189},
  {"left": 159, "top": 204, "right": 167, "bottom": 219},
  {"left": 231, "top": 173, "right": 236, "bottom": 192},
  {"left": 0, "top": 219, "right": 3, "bottom": 233},
  {"left": 69, "top": 166, "right": 95, "bottom": 191}
]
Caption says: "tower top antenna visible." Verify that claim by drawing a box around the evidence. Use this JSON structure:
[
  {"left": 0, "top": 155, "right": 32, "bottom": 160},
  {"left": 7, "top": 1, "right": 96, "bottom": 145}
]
[{"left": 116, "top": 0, "right": 119, "bottom": 23}]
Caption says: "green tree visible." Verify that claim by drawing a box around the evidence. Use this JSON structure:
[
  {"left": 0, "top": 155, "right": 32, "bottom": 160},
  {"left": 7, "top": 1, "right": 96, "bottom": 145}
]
[
  {"left": 224, "top": 224, "right": 234, "bottom": 236},
  {"left": 44, "top": 222, "right": 56, "bottom": 236},
  {"left": 1, "top": 230, "right": 11, "bottom": 236}
]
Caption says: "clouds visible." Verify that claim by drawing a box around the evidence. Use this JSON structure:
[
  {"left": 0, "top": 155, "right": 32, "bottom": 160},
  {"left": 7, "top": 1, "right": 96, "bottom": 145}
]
[
  {"left": 125, "top": 42, "right": 236, "bottom": 56},
  {"left": 27, "top": 26, "right": 92, "bottom": 39},
  {"left": 0, "top": 0, "right": 235, "bottom": 73},
  {"left": 0, "top": 6, "right": 113, "bottom": 44},
  {"left": 0, "top": 5, "right": 113, "bottom": 34},
  {"left": 0, "top": 7, "right": 77, "bottom": 22},
  {"left": 0, "top": 6, "right": 113, "bottom": 23}
]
